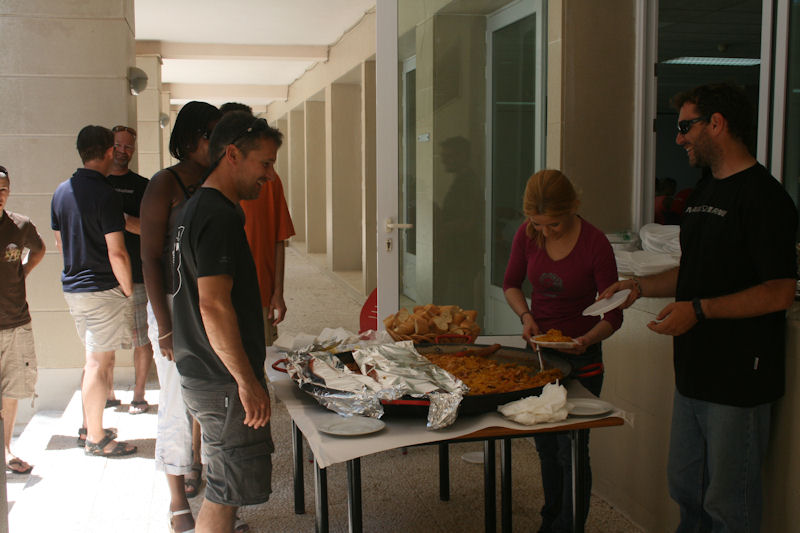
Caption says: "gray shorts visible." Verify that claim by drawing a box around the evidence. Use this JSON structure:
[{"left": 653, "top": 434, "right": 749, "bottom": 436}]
[
  {"left": 130, "top": 283, "right": 150, "bottom": 347},
  {"left": 0, "top": 323, "right": 37, "bottom": 399},
  {"left": 63, "top": 287, "right": 133, "bottom": 352},
  {"left": 181, "top": 378, "right": 274, "bottom": 506}
]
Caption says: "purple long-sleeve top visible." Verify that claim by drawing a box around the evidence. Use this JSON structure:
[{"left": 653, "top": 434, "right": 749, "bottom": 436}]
[{"left": 503, "top": 218, "right": 623, "bottom": 338}]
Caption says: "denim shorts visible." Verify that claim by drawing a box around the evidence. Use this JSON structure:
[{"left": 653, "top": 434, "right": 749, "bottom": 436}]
[{"left": 181, "top": 378, "right": 274, "bottom": 506}]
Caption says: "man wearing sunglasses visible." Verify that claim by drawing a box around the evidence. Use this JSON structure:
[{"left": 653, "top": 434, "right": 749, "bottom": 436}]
[
  {"left": 601, "top": 83, "right": 798, "bottom": 532},
  {"left": 107, "top": 125, "right": 153, "bottom": 415},
  {"left": 172, "top": 111, "right": 282, "bottom": 532}
]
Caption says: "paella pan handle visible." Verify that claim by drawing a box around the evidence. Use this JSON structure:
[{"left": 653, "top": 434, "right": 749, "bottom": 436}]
[{"left": 271, "top": 358, "right": 289, "bottom": 373}]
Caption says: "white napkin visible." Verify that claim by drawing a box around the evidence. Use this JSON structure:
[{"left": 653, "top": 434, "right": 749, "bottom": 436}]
[{"left": 497, "top": 382, "right": 570, "bottom": 425}]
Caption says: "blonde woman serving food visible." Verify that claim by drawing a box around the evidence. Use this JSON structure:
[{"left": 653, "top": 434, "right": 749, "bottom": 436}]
[{"left": 502, "top": 169, "right": 623, "bottom": 533}]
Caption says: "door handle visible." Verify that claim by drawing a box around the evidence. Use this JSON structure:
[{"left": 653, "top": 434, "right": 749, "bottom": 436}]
[{"left": 384, "top": 218, "right": 414, "bottom": 233}]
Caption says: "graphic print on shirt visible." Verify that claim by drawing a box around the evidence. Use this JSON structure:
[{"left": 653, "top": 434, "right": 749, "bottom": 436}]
[
  {"left": 4, "top": 243, "right": 21, "bottom": 263},
  {"left": 173, "top": 225, "right": 184, "bottom": 295},
  {"left": 539, "top": 272, "right": 563, "bottom": 298}
]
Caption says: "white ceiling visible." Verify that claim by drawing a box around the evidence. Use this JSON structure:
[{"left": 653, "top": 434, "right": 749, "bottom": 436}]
[{"left": 134, "top": 0, "right": 376, "bottom": 107}]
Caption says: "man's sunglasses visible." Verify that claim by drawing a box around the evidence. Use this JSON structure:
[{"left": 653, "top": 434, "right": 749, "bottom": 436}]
[
  {"left": 677, "top": 115, "right": 710, "bottom": 135},
  {"left": 229, "top": 118, "right": 269, "bottom": 146},
  {"left": 112, "top": 125, "right": 137, "bottom": 137}
]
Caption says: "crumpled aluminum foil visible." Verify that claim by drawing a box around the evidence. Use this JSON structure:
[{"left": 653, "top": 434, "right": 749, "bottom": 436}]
[{"left": 286, "top": 341, "right": 467, "bottom": 429}]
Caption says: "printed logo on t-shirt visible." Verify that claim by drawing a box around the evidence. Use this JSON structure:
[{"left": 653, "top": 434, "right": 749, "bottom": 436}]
[
  {"left": 684, "top": 205, "right": 728, "bottom": 218},
  {"left": 538, "top": 272, "right": 563, "bottom": 298},
  {"left": 4, "top": 243, "right": 21, "bottom": 263},
  {"left": 174, "top": 225, "right": 184, "bottom": 294}
]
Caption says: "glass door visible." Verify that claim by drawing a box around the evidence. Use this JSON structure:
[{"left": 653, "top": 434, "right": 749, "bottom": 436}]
[
  {"left": 484, "top": 0, "right": 545, "bottom": 335},
  {"left": 376, "top": 0, "right": 546, "bottom": 329}
]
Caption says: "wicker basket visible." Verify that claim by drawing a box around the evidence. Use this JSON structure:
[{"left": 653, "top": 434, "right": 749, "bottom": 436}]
[{"left": 386, "top": 330, "right": 477, "bottom": 345}]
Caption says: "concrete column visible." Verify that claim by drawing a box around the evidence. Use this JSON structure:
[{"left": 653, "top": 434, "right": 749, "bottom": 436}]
[
  {"left": 304, "top": 100, "right": 327, "bottom": 253},
  {"left": 160, "top": 90, "right": 172, "bottom": 168},
  {"left": 275, "top": 116, "right": 289, "bottom": 180},
  {"left": 0, "top": 0, "right": 136, "bottom": 400},
  {"left": 325, "top": 83, "right": 363, "bottom": 271},
  {"left": 135, "top": 55, "right": 163, "bottom": 179},
  {"left": 288, "top": 109, "right": 306, "bottom": 244},
  {"left": 361, "top": 61, "right": 377, "bottom": 294}
]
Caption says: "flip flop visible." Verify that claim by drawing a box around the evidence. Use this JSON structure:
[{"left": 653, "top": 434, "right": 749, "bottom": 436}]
[
  {"left": 6, "top": 457, "right": 33, "bottom": 474},
  {"left": 77, "top": 427, "right": 117, "bottom": 448},
  {"left": 129, "top": 400, "right": 149, "bottom": 414},
  {"left": 84, "top": 435, "right": 137, "bottom": 457},
  {"left": 105, "top": 398, "right": 121, "bottom": 408}
]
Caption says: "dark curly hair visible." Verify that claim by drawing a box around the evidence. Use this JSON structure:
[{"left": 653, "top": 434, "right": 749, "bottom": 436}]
[{"left": 671, "top": 82, "right": 755, "bottom": 148}]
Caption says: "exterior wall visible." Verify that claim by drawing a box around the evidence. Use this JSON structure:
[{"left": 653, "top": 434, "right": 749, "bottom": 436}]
[
  {"left": 0, "top": 0, "right": 137, "bottom": 415},
  {"left": 559, "top": 0, "right": 636, "bottom": 233},
  {"left": 134, "top": 55, "right": 163, "bottom": 179}
]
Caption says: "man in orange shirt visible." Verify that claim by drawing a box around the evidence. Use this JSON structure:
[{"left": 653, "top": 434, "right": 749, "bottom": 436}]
[
  {"left": 241, "top": 169, "right": 294, "bottom": 345},
  {"left": 220, "top": 103, "right": 295, "bottom": 345}
]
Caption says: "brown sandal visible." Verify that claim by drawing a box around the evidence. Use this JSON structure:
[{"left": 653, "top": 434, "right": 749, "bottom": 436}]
[{"left": 84, "top": 435, "right": 137, "bottom": 457}]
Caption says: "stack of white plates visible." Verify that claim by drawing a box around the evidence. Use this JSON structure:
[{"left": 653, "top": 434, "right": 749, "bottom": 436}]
[
  {"left": 615, "top": 250, "right": 680, "bottom": 276},
  {"left": 640, "top": 223, "right": 681, "bottom": 255}
]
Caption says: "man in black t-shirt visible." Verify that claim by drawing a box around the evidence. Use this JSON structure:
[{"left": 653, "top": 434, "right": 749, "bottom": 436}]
[
  {"left": 172, "top": 111, "right": 283, "bottom": 531},
  {"left": 107, "top": 125, "right": 153, "bottom": 414},
  {"left": 603, "top": 83, "right": 798, "bottom": 533}
]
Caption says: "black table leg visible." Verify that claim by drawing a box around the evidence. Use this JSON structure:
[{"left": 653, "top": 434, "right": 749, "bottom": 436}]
[
  {"left": 438, "top": 443, "right": 450, "bottom": 501},
  {"left": 314, "top": 461, "right": 328, "bottom": 533},
  {"left": 347, "top": 458, "right": 363, "bottom": 533},
  {"left": 292, "top": 421, "right": 305, "bottom": 514},
  {"left": 571, "top": 429, "right": 588, "bottom": 533},
  {"left": 500, "top": 438, "right": 512, "bottom": 533},
  {"left": 484, "top": 439, "right": 496, "bottom": 533}
]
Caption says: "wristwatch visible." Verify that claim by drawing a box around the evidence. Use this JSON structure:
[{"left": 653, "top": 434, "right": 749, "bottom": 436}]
[{"left": 691, "top": 298, "right": 705, "bottom": 322}]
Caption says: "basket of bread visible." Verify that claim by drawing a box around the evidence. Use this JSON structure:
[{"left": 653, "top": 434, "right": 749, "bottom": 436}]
[{"left": 383, "top": 304, "right": 481, "bottom": 344}]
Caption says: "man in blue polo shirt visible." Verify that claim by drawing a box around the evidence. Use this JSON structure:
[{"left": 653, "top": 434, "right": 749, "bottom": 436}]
[{"left": 51, "top": 125, "right": 137, "bottom": 457}]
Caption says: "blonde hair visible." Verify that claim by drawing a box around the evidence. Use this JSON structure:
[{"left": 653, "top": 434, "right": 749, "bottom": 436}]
[{"left": 523, "top": 169, "right": 580, "bottom": 242}]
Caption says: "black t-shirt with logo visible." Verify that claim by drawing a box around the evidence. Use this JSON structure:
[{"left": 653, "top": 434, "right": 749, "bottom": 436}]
[
  {"left": 675, "top": 163, "right": 798, "bottom": 406},
  {"left": 172, "top": 187, "right": 265, "bottom": 383},
  {"left": 107, "top": 170, "right": 149, "bottom": 283}
]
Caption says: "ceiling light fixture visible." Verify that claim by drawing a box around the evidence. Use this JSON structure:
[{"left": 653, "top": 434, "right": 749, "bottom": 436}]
[{"left": 662, "top": 57, "right": 760, "bottom": 67}]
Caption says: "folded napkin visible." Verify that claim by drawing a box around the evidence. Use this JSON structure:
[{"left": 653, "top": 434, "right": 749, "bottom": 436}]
[{"left": 497, "top": 382, "right": 569, "bottom": 425}]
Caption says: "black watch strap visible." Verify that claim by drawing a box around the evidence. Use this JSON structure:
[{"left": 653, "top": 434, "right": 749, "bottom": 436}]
[{"left": 692, "top": 298, "right": 705, "bottom": 321}]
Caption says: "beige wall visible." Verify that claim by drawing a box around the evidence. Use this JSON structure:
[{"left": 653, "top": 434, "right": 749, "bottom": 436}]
[
  {"left": 0, "top": 1, "right": 137, "bottom": 378},
  {"left": 559, "top": 0, "right": 636, "bottom": 233}
]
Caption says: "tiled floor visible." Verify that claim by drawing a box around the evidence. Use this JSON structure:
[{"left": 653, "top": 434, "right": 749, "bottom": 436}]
[{"left": 5, "top": 245, "right": 643, "bottom": 533}]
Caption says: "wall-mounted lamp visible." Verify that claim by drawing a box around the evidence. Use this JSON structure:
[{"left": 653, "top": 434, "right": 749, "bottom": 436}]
[
  {"left": 159, "top": 113, "right": 170, "bottom": 129},
  {"left": 128, "top": 67, "right": 148, "bottom": 96}
]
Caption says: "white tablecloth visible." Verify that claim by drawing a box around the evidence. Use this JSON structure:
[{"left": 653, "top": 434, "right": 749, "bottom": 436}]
[{"left": 266, "top": 347, "right": 623, "bottom": 469}]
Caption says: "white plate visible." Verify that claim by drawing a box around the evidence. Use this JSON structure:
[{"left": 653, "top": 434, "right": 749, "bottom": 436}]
[
  {"left": 530, "top": 337, "right": 578, "bottom": 349},
  {"left": 568, "top": 398, "right": 614, "bottom": 417},
  {"left": 582, "top": 289, "right": 631, "bottom": 316},
  {"left": 318, "top": 416, "right": 385, "bottom": 437}
]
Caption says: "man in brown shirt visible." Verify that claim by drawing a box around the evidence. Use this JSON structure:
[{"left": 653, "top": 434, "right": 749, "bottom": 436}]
[{"left": 0, "top": 165, "right": 45, "bottom": 474}]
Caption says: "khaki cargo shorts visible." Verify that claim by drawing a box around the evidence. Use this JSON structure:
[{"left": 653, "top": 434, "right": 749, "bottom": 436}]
[
  {"left": 63, "top": 287, "right": 133, "bottom": 352},
  {"left": 0, "top": 323, "right": 38, "bottom": 399}
]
